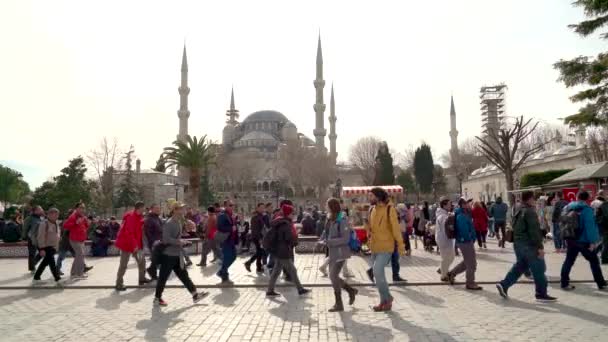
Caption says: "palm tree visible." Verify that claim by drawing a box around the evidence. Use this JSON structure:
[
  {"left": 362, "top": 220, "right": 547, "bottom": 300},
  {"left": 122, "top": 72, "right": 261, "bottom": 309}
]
[{"left": 162, "top": 135, "right": 215, "bottom": 208}]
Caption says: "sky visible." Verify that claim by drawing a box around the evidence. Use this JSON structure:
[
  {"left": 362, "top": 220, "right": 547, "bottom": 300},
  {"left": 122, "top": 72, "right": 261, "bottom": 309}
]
[{"left": 0, "top": 0, "right": 604, "bottom": 189}]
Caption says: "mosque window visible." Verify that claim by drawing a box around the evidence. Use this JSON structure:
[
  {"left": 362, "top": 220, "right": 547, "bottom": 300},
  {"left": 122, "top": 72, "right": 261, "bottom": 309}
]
[{"left": 263, "top": 181, "right": 270, "bottom": 192}]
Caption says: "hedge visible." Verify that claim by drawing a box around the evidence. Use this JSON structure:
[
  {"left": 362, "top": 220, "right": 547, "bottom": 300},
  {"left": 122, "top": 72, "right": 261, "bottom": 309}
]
[{"left": 519, "top": 169, "right": 573, "bottom": 188}]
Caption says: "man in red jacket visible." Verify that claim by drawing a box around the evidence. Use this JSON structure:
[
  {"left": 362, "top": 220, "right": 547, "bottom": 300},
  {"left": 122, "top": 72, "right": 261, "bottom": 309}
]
[
  {"left": 62, "top": 202, "right": 90, "bottom": 279},
  {"left": 115, "top": 201, "right": 150, "bottom": 291}
]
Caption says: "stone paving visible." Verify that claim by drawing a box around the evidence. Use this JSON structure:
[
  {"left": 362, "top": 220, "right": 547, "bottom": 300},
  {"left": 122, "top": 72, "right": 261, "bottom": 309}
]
[{"left": 0, "top": 239, "right": 607, "bottom": 341}]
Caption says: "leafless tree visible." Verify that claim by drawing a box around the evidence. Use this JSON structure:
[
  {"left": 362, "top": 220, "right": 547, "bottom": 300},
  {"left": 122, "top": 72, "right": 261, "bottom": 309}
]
[
  {"left": 348, "top": 136, "right": 381, "bottom": 185},
  {"left": 519, "top": 123, "right": 570, "bottom": 157},
  {"left": 583, "top": 127, "right": 608, "bottom": 163},
  {"left": 278, "top": 140, "right": 311, "bottom": 196},
  {"left": 304, "top": 150, "right": 336, "bottom": 204},
  {"left": 86, "top": 137, "right": 123, "bottom": 216},
  {"left": 476, "top": 116, "right": 541, "bottom": 205}
]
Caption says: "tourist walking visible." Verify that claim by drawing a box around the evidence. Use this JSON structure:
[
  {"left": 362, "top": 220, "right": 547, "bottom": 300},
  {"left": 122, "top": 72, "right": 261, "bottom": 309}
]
[
  {"left": 552, "top": 192, "right": 568, "bottom": 253},
  {"left": 144, "top": 204, "right": 163, "bottom": 279},
  {"left": 62, "top": 203, "right": 89, "bottom": 279},
  {"left": 217, "top": 202, "right": 237, "bottom": 284},
  {"left": 366, "top": 187, "right": 405, "bottom": 312},
  {"left": 595, "top": 191, "right": 608, "bottom": 264},
  {"left": 323, "top": 198, "right": 358, "bottom": 312},
  {"left": 245, "top": 203, "right": 267, "bottom": 273},
  {"left": 154, "top": 201, "right": 208, "bottom": 306},
  {"left": 198, "top": 206, "right": 220, "bottom": 266},
  {"left": 22, "top": 205, "right": 44, "bottom": 272},
  {"left": 115, "top": 201, "right": 150, "bottom": 291},
  {"left": 435, "top": 198, "right": 455, "bottom": 281},
  {"left": 33, "top": 208, "right": 61, "bottom": 283},
  {"left": 560, "top": 191, "right": 607, "bottom": 291},
  {"left": 496, "top": 191, "right": 556, "bottom": 302},
  {"left": 264, "top": 203, "right": 310, "bottom": 297},
  {"left": 472, "top": 201, "right": 488, "bottom": 249},
  {"left": 447, "top": 198, "right": 482, "bottom": 290},
  {"left": 490, "top": 197, "right": 508, "bottom": 248}
]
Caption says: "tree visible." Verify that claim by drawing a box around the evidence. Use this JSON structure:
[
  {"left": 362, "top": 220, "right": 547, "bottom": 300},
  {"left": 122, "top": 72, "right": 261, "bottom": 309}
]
[
  {"left": 305, "top": 150, "right": 336, "bottom": 204},
  {"left": 555, "top": 1, "right": 608, "bottom": 126},
  {"left": 153, "top": 154, "right": 167, "bottom": 173},
  {"left": 413, "top": 143, "right": 435, "bottom": 194},
  {"left": 116, "top": 146, "right": 141, "bottom": 209},
  {"left": 278, "top": 140, "right": 310, "bottom": 196},
  {"left": 348, "top": 136, "right": 382, "bottom": 185},
  {"left": 86, "top": 137, "right": 123, "bottom": 216},
  {"left": 520, "top": 169, "right": 573, "bottom": 188},
  {"left": 0, "top": 164, "right": 30, "bottom": 207},
  {"left": 373, "top": 142, "right": 395, "bottom": 185},
  {"left": 476, "top": 116, "right": 542, "bottom": 205},
  {"left": 395, "top": 170, "right": 416, "bottom": 199},
  {"left": 583, "top": 126, "right": 608, "bottom": 163},
  {"left": 162, "top": 135, "right": 216, "bottom": 208}
]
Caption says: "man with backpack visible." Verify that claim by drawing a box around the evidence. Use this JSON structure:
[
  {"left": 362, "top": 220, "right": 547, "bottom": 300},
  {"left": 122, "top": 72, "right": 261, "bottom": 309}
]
[
  {"left": 33, "top": 208, "right": 62, "bottom": 283},
  {"left": 490, "top": 197, "right": 508, "bottom": 248},
  {"left": 22, "top": 206, "right": 44, "bottom": 272},
  {"left": 594, "top": 191, "right": 608, "bottom": 265},
  {"left": 560, "top": 191, "right": 607, "bottom": 291},
  {"left": 552, "top": 192, "right": 569, "bottom": 253},
  {"left": 447, "top": 198, "right": 482, "bottom": 290},
  {"left": 496, "top": 191, "right": 556, "bottom": 302}
]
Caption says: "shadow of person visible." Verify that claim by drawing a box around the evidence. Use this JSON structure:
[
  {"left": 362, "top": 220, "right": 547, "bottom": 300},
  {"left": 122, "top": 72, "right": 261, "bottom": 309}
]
[
  {"left": 135, "top": 305, "right": 192, "bottom": 342},
  {"left": 0, "top": 273, "right": 36, "bottom": 286},
  {"left": 335, "top": 309, "right": 394, "bottom": 339},
  {"left": 211, "top": 288, "right": 240, "bottom": 307},
  {"left": 0, "top": 288, "right": 64, "bottom": 306},
  {"left": 268, "top": 293, "right": 317, "bottom": 325},
  {"left": 475, "top": 253, "right": 512, "bottom": 264},
  {"left": 548, "top": 282, "right": 608, "bottom": 298},
  {"left": 386, "top": 310, "right": 460, "bottom": 341},
  {"left": 95, "top": 288, "right": 154, "bottom": 311},
  {"left": 392, "top": 286, "right": 446, "bottom": 307},
  {"left": 200, "top": 264, "right": 220, "bottom": 277}
]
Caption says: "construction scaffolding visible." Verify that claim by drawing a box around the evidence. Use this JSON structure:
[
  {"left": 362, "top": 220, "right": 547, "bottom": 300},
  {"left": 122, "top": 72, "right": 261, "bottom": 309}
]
[{"left": 480, "top": 84, "right": 507, "bottom": 140}]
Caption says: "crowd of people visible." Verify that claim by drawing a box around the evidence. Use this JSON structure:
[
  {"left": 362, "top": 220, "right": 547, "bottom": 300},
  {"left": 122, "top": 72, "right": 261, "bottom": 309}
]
[{"left": 2, "top": 186, "right": 607, "bottom": 312}]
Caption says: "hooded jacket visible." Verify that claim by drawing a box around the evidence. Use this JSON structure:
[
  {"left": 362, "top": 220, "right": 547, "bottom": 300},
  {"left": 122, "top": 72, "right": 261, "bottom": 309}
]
[
  {"left": 454, "top": 207, "right": 476, "bottom": 243},
  {"left": 434, "top": 207, "right": 454, "bottom": 248},
  {"left": 143, "top": 212, "right": 163, "bottom": 250},
  {"left": 472, "top": 206, "right": 489, "bottom": 233},
  {"left": 268, "top": 217, "right": 296, "bottom": 259},
  {"left": 513, "top": 203, "right": 544, "bottom": 250},
  {"left": 63, "top": 212, "right": 89, "bottom": 242},
  {"left": 566, "top": 201, "right": 601, "bottom": 244},
  {"left": 490, "top": 198, "right": 508, "bottom": 223},
  {"left": 115, "top": 210, "right": 144, "bottom": 253},
  {"left": 323, "top": 212, "right": 351, "bottom": 264},
  {"left": 366, "top": 202, "right": 405, "bottom": 254}
]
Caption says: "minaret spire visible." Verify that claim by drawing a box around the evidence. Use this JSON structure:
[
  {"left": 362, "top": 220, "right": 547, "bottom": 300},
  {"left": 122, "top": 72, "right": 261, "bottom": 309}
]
[
  {"left": 329, "top": 83, "right": 337, "bottom": 162},
  {"left": 177, "top": 44, "right": 190, "bottom": 142},
  {"left": 226, "top": 86, "right": 239, "bottom": 124},
  {"left": 449, "top": 95, "right": 459, "bottom": 163},
  {"left": 313, "top": 33, "right": 326, "bottom": 150}
]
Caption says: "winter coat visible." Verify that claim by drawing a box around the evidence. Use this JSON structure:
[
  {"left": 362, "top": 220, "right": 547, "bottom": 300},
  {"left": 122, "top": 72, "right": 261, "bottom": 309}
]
[
  {"left": 206, "top": 214, "right": 217, "bottom": 239},
  {"left": 144, "top": 212, "right": 163, "bottom": 250},
  {"left": 37, "top": 219, "right": 60, "bottom": 249},
  {"left": 513, "top": 203, "right": 544, "bottom": 250},
  {"left": 566, "top": 201, "right": 601, "bottom": 244},
  {"left": 162, "top": 217, "right": 184, "bottom": 257},
  {"left": 63, "top": 212, "right": 89, "bottom": 242},
  {"left": 301, "top": 216, "right": 316, "bottom": 235},
  {"left": 454, "top": 207, "right": 476, "bottom": 243},
  {"left": 490, "top": 200, "right": 508, "bottom": 224},
  {"left": 22, "top": 214, "right": 42, "bottom": 241},
  {"left": 366, "top": 203, "right": 405, "bottom": 254},
  {"left": 406, "top": 207, "right": 415, "bottom": 231},
  {"left": 434, "top": 207, "right": 454, "bottom": 249},
  {"left": 115, "top": 210, "right": 144, "bottom": 253},
  {"left": 2, "top": 220, "right": 21, "bottom": 242},
  {"left": 324, "top": 214, "right": 352, "bottom": 264},
  {"left": 268, "top": 217, "right": 297, "bottom": 259},
  {"left": 471, "top": 206, "right": 489, "bottom": 233},
  {"left": 217, "top": 211, "right": 236, "bottom": 246},
  {"left": 250, "top": 213, "right": 265, "bottom": 240},
  {"left": 552, "top": 199, "right": 569, "bottom": 222}
]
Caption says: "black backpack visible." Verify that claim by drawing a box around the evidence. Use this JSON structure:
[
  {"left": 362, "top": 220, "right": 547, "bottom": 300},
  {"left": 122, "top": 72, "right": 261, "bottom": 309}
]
[
  {"left": 445, "top": 213, "right": 456, "bottom": 239},
  {"left": 262, "top": 226, "right": 278, "bottom": 252},
  {"left": 559, "top": 209, "right": 582, "bottom": 240}
]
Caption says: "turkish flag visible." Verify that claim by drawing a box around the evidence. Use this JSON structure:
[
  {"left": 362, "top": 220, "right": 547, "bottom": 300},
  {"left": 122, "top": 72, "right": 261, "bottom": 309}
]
[{"left": 563, "top": 188, "right": 578, "bottom": 202}]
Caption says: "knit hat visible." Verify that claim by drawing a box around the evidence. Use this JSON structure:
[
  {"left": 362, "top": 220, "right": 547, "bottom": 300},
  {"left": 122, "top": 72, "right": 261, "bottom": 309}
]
[{"left": 281, "top": 204, "right": 295, "bottom": 217}]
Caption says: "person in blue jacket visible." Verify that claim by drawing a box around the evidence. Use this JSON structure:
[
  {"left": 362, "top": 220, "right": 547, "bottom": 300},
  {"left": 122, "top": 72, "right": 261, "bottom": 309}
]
[
  {"left": 560, "top": 191, "right": 607, "bottom": 291},
  {"left": 447, "top": 198, "right": 482, "bottom": 290}
]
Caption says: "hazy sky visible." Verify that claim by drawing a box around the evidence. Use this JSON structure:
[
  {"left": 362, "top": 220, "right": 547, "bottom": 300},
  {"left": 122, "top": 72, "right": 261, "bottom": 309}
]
[{"left": 0, "top": 0, "right": 604, "bottom": 188}]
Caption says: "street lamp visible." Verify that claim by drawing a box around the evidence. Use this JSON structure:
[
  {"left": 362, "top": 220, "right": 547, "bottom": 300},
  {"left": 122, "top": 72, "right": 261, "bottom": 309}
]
[{"left": 174, "top": 183, "right": 179, "bottom": 201}]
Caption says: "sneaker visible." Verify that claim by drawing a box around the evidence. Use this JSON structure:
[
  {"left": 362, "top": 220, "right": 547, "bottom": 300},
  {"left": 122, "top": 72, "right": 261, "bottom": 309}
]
[
  {"left": 71, "top": 274, "right": 88, "bottom": 280},
  {"left": 466, "top": 284, "right": 483, "bottom": 291},
  {"left": 366, "top": 268, "right": 375, "bottom": 283},
  {"left": 343, "top": 272, "right": 355, "bottom": 278},
  {"left": 447, "top": 272, "right": 456, "bottom": 285},
  {"left": 392, "top": 276, "right": 407, "bottom": 283},
  {"left": 32, "top": 278, "right": 43, "bottom": 283},
  {"left": 154, "top": 298, "right": 168, "bottom": 306},
  {"left": 138, "top": 278, "right": 152, "bottom": 285},
  {"left": 146, "top": 268, "right": 158, "bottom": 280},
  {"left": 59, "top": 271, "right": 65, "bottom": 276},
  {"left": 244, "top": 262, "right": 252, "bottom": 273},
  {"left": 266, "top": 291, "right": 281, "bottom": 297},
  {"left": 496, "top": 283, "right": 508, "bottom": 299},
  {"left": 196, "top": 262, "right": 207, "bottom": 267},
  {"left": 561, "top": 285, "right": 576, "bottom": 291},
  {"left": 319, "top": 266, "right": 328, "bottom": 277},
  {"left": 192, "top": 291, "right": 209, "bottom": 303},
  {"left": 298, "top": 288, "right": 311, "bottom": 296},
  {"left": 372, "top": 301, "right": 392, "bottom": 312},
  {"left": 84, "top": 266, "right": 93, "bottom": 273},
  {"left": 115, "top": 285, "right": 127, "bottom": 292},
  {"left": 536, "top": 294, "right": 557, "bottom": 302},
  {"left": 256, "top": 267, "right": 264, "bottom": 274}
]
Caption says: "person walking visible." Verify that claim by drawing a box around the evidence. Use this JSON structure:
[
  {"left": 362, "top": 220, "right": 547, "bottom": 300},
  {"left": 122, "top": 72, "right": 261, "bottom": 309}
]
[
  {"left": 435, "top": 198, "right": 455, "bottom": 282},
  {"left": 496, "top": 191, "right": 557, "bottom": 302},
  {"left": 144, "top": 204, "right": 163, "bottom": 280},
  {"left": 22, "top": 206, "right": 44, "bottom": 273},
  {"left": 264, "top": 203, "right": 311, "bottom": 297},
  {"left": 62, "top": 202, "right": 89, "bottom": 279},
  {"left": 552, "top": 192, "right": 568, "bottom": 253},
  {"left": 198, "top": 206, "right": 220, "bottom": 267},
  {"left": 365, "top": 187, "right": 405, "bottom": 312},
  {"left": 33, "top": 208, "right": 62, "bottom": 283},
  {"left": 115, "top": 201, "right": 150, "bottom": 291},
  {"left": 595, "top": 191, "right": 608, "bottom": 264},
  {"left": 244, "top": 203, "right": 267, "bottom": 273},
  {"left": 490, "top": 197, "right": 508, "bottom": 248},
  {"left": 154, "top": 201, "right": 208, "bottom": 306},
  {"left": 472, "top": 201, "right": 488, "bottom": 249},
  {"left": 447, "top": 198, "right": 482, "bottom": 290},
  {"left": 216, "top": 202, "right": 237, "bottom": 284},
  {"left": 560, "top": 191, "right": 608, "bottom": 291},
  {"left": 323, "top": 198, "right": 358, "bottom": 312}
]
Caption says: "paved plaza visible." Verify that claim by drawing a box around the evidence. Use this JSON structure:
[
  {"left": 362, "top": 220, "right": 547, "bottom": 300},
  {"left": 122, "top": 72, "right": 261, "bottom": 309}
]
[{"left": 0, "top": 239, "right": 607, "bottom": 341}]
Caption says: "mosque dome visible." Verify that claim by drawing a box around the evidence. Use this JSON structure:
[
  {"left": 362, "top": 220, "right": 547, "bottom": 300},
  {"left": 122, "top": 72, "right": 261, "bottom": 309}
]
[
  {"left": 234, "top": 131, "right": 279, "bottom": 149},
  {"left": 242, "top": 110, "right": 290, "bottom": 124}
]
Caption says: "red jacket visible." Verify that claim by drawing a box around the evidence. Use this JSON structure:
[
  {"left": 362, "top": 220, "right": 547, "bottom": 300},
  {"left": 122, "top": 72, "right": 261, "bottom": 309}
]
[
  {"left": 63, "top": 212, "right": 89, "bottom": 242},
  {"left": 115, "top": 210, "right": 144, "bottom": 253},
  {"left": 206, "top": 214, "right": 217, "bottom": 239},
  {"left": 471, "top": 206, "right": 489, "bottom": 233}
]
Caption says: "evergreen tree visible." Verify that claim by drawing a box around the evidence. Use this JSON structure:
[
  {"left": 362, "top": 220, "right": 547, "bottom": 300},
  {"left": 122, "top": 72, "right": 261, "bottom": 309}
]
[
  {"left": 0, "top": 164, "right": 30, "bottom": 207},
  {"left": 395, "top": 170, "right": 417, "bottom": 196},
  {"left": 555, "top": 1, "right": 608, "bottom": 126},
  {"left": 413, "top": 144, "right": 434, "bottom": 194},
  {"left": 373, "top": 142, "right": 395, "bottom": 185},
  {"left": 116, "top": 146, "right": 140, "bottom": 208},
  {"left": 153, "top": 154, "right": 167, "bottom": 173},
  {"left": 199, "top": 166, "right": 216, "bottom": 207}
]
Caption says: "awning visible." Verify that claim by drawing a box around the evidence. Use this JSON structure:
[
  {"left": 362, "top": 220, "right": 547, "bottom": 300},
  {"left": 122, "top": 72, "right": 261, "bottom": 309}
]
[
  {"left": 550, "top": 161, "right": 608, "bottom": 184},
  {"left": 342, "top": 185, "right": 403, "bottom": 196}
]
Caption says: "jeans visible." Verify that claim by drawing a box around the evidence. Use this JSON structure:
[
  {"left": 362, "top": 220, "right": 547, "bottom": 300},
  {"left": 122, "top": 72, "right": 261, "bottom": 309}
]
[
  {"left": 561, "top": 241, "right": 606, "bottom": 288},
  {"left": 495, "top": 221, "right": 506, "bottom": 247},
  {"left": 155, "top": 255, "right": 196, "bottom": 299},
  {"left": 500, "top": 243, "right": 548, "bottom": 296},
  {"left": 372, "top": 252, "right": 393, "bottom": 302},
  {"left": 27, "top": 238, "right": 41, "bottom": 271},
  {"left": 115, "top": 250, "right": 146, "bottom": 287},
  {"left": 34, "top": 247, "right": 60, "bottom": 281},
  {"left": 56, "top": 249, "right": 72, "bottom": 272},
  {"left": 450, "top": 242, "right": 477, "bottom": 286},
  {"left": 246, "top": 239, "right": 266, "bottom": 270},
  {"left": 476, "top": 231, "right": 487, "bottom": 247},
  {"left": 267, "top": 258, "right": 303, "bottom": 292},
  {"left": 329, "top": 260, "right": 346, "bottom": 292},
  {"left": 553, "top": 222, "right": 563, "bottom": 250},
  {"left": 218, "top": 243, "right": 236, "bottom": 280},
  {"left": 601, "top": 232, "right": 608, "bottom": 263},
  {"left": 69, "top": 240, "right": 85, "bottom": 276},
  {"left": 403, "top": 231, "right": 411, "bottom": 251}
]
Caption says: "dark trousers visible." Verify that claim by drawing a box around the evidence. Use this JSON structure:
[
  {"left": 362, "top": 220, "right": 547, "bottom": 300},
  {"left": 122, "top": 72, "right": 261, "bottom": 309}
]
[
  {"left": 391, "top": 248, "right": 400, "bottom": 277},
  {"left": 155, "top": 255, "right": 196, "bottom": 299},
  {"left": 246, "top": 239, "right": 265, "bottom": 270},
  {"left": 403, "top": 231, "right": 411, "bottom": 251},
  {"left": 476, "top": 231, "right": 487, "bottom": 247},
  {"left": 500, "top": 243, "right": 547, "bottom": 296},
  {"left": 27, "top": 239, "right": 41, "bottom": 271},
  {"left": 34, "top": 247, "right": 60, "bottom": 281},
  {"left": 495, "top": 222, "right": 506, "bottom": 247},
  {"left": 561, "top": 241, "right": 606, "bottom": 288},
  {"left": 601, "top": 232, "right": 608, "bottom": 264},
  {"left": 218, "top": 243, "right": 236, "bottom": 280}
]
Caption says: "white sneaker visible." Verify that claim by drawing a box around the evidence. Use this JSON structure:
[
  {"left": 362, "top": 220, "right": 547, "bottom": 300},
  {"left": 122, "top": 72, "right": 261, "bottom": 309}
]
[{"left": 319, "top": 267, "right": 328, "bottom": 277}]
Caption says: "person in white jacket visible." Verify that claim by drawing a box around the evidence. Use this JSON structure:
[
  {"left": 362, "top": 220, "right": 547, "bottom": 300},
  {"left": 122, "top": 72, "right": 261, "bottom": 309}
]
[{"left": 435, "top": 197, "right": 455, "bottom": 281}]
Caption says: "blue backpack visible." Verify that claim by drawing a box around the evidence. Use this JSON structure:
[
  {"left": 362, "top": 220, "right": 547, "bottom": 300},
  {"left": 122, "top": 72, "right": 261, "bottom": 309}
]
[{"left": 336, "top": 219, "right": 361, "bottom": 253}]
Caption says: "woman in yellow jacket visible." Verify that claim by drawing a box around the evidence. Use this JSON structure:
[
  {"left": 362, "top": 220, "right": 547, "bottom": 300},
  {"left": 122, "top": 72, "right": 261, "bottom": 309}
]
[{"left": 366, "top": 187, "right": 406, "bottom": 312}]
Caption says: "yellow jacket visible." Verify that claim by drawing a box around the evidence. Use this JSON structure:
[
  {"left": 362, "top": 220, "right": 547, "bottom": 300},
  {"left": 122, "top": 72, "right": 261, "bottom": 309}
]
[{"left": 366, "top": 202, "right": 405, "bottom": 254}]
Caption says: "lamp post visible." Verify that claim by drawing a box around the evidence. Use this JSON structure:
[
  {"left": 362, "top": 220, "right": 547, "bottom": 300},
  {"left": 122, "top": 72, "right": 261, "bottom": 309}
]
[{"left": 175, "top": 183, "right": 179, "bottom": 201}]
